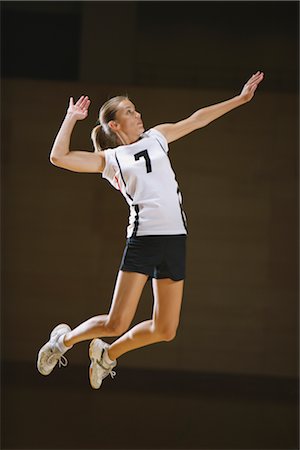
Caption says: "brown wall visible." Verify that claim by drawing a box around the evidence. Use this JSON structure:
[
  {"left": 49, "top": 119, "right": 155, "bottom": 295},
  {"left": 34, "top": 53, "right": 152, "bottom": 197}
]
[{"left": 2, "top": 78, "right": 298, "bottom": 377}]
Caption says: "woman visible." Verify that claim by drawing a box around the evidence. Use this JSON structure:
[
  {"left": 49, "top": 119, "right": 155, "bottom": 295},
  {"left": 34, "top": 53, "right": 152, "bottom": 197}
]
[{"left": 37, "top": 71, "right": 264, "bottom": 389}]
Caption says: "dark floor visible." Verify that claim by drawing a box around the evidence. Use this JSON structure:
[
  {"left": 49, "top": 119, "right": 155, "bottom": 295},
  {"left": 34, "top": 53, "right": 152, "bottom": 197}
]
[{"left": 1, "top": 361, "right": 299, "bottom": 450}]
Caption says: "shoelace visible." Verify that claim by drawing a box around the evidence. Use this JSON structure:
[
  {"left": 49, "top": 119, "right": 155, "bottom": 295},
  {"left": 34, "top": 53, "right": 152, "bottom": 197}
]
[
  {"left": 48, "top": 352, "right": 68, "bottom": 368},
  {"left": 96, "top": 359, "right": 116, "bottom": 379},
  {"left": 109, "top": 369, "right": 116, "bottom": 379}
]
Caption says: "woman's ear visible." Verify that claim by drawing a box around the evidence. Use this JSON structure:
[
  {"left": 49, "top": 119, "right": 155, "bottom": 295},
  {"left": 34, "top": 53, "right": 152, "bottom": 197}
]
[{"left": 108, "top": 120, "right": 119, "bottom": 132}]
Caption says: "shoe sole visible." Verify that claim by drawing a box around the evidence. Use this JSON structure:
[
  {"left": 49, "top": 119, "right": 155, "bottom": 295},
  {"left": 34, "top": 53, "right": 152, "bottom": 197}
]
[
  {"left": 37, "top": 342, "right": 52, "bottom": 375},
  {"left": 89, "top": 339, "right": 103, "bottom": 390},
  {"left": 37, "top": 323, "right": 71, "bottom": 376}
]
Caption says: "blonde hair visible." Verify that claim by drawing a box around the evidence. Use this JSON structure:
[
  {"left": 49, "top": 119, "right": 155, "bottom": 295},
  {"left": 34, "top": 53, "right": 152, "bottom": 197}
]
[{"left": 91, "top": 95, "right": 129, "bottom": 152}]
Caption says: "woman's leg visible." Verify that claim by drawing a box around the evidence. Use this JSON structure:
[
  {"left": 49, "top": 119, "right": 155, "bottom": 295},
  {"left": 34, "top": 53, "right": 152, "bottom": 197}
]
[
  {"left": 37, "top": 271, "right": 148, "bottom": 376},
  {"left": 63, "top": 271, "right": 148, "bottom": 347},
  {"left": 107, "top": 277, "right": 184, "bottom": 361}
]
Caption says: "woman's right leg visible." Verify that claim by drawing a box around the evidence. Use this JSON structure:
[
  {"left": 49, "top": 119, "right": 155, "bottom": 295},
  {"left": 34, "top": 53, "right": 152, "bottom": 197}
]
[
  {"left": 88, "top": 276, "right": 184, "bottom": 389},
  {"left": 63, "top": 271, "right": 148, "bottom": 347}
]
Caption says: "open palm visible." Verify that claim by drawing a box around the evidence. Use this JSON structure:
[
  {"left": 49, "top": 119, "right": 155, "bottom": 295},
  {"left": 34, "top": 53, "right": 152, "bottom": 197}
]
[{"left": 67, "top": 95, "right": 91, "bottom": 120}]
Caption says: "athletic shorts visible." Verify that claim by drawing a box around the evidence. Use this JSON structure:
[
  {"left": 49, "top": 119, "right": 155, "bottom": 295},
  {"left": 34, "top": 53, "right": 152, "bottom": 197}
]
[{"left": 119, "top": 234, "right": 187, "bottom": 281}]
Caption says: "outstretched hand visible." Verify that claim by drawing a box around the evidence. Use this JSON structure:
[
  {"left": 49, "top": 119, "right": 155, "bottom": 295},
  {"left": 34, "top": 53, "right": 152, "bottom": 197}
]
[
  {"left": 239, "top": 71, "right": 264, "bottom": 102},
  {"left": 67, "top": 95, "right": 91, "bottom": 120}
]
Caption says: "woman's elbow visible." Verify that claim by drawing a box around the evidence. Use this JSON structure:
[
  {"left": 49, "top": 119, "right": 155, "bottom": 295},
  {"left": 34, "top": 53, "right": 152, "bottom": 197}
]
[
  {"left": 49, "top": 154, "right": 61, "bottom": 167},
  {"left": 49, "top": 155, "right": 57, "bottom": 166}
]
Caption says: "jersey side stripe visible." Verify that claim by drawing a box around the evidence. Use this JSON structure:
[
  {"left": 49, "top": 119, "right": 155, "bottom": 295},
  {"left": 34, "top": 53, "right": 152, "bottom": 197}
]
[
  {"left": 177, "top": 187, "right": 188, "bottom": 232},
  {"left": 154, "top": 137, "right": 167, "bottom": 154},
  {"left": 131, "top": 205, "right": 140, "bottom": 237},
  {"left": 115, "top": 153, "right": 133, "bottom": 201}
]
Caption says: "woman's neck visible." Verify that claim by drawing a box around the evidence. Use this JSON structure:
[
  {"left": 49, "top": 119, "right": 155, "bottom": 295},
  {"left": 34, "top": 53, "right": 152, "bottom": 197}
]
[{"left": 117, "top": 130, "right": 142, "bottom": 145}]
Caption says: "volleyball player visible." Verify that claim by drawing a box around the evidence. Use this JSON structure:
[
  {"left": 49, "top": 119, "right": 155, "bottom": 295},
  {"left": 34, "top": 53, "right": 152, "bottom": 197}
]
[{"left": 37, "top": 71, "right": 264, "bottom": 389}]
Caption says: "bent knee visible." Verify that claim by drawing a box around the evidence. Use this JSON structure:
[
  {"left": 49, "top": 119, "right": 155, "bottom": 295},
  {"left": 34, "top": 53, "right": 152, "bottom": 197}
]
[
  {"left": 105, "top": 317, "right": 130, "bottom": 336},
  {"left": 163, "top": 329, "right": 177, "bottom": 342},
  {"left": 154, "top": 326, "right": 177, "bottom": 342}
]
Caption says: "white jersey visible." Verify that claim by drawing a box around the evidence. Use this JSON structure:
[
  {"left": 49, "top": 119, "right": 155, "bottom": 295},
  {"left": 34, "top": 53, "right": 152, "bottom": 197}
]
[{"left": 102, "top": 128, "right": 188, "bottom": 238}]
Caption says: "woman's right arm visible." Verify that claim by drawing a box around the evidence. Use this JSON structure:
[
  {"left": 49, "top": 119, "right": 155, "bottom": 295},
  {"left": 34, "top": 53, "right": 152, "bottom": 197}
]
[{"left": 50, "top": 95, "right": 105, "bottom": 173}]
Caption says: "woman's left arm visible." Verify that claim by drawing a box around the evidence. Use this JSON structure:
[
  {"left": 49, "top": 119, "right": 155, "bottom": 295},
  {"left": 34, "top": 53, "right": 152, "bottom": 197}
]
[{"left": 154, "top": 71, "right": 264, "bottom": 144}]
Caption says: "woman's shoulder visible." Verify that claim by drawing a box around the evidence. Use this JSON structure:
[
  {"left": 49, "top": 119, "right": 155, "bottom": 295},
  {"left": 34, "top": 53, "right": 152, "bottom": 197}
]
[
  {"left": 142, "top": 128, "right": 167, "bottom": 142},
  {"left": 143, "top": 128, "right": 161, "bottom": 137},
  {"left": 143, "top": 128, "right": 168, "bottom": 151}
]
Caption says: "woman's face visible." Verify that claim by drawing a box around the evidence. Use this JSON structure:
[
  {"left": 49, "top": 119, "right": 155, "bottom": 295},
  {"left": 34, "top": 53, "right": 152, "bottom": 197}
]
[{"left": 111, "top": 99, "right": 145, "bottom": 140}]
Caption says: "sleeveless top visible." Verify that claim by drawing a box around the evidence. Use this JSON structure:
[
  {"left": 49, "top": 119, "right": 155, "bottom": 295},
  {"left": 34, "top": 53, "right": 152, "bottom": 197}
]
[{"left": 102, "top": 128, "right": 187, "bottom": 238}]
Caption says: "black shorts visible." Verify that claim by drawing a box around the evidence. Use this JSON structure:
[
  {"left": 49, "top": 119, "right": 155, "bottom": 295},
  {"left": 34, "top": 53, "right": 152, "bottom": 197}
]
[{"left": 120, "top": 234, "right": 187, "bottom": 281}]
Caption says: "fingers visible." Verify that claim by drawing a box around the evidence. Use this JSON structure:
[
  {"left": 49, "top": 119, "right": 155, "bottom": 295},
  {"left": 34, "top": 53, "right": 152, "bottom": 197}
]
[
  {"left": 251, "top": 71, "right": 263, "bottom": 78},
  {"left": 82, "top": 97, "right": 91, "bottom": 110},
  {"left": 248, "top": 71, "right": 264, "bottom": 84},
  {"left": 75, "top": 95, "right": 91, "bottom": 110},
  {"left": 244, "top": 72, "right": 264, "bottom": 91}
]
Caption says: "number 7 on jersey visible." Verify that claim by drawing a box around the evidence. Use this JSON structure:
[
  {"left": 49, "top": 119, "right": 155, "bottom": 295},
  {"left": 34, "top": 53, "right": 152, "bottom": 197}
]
[{"left": 134, "top": 150, "right": 152, "bottom": 173}]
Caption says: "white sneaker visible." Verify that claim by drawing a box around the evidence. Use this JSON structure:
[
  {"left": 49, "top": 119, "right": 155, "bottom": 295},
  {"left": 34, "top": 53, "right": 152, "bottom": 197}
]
[
  {"left": 37, "top": 323, "right": 71, "bottom": 376},
  {"left": 89, "top": 339, "right": 117, "bottom": 389}
]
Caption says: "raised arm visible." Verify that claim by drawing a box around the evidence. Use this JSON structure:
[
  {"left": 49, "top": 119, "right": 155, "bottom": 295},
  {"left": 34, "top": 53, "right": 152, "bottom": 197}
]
[
  {"left": 154, "top": 71, "right": 264, "bottom": 144},
  {"left": 50, "top": 96, "right": 105, "bottom": 173}
]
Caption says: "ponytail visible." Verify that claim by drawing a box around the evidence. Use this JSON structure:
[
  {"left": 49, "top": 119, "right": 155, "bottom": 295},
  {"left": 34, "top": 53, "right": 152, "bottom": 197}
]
[
  {"left": 91, "top": 123, "right": 121, "bottom": 152},
  {"left": 91, "top": 95, "right": 129, "bottom": 152}
]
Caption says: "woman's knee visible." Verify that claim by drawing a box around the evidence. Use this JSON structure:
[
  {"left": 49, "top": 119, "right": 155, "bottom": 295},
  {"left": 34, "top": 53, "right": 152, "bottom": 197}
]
[
  {"left": 163, "top": 328, "right": 177, "bottom": 342},
  {"left": 104, "top": 316, "right": 130, "bottom": 336},
  {"left": 153, "top": 324, "right": 177, "bottom": 342}
]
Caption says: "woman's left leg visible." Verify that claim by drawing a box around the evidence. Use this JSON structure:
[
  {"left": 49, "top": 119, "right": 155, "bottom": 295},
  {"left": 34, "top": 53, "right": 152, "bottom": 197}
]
[{"left": 107, "top": 277, "right": 184, "bottom": 361}]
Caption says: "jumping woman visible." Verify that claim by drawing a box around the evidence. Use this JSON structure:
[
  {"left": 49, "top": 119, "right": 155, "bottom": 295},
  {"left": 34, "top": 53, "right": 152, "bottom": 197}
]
[{"left": 37, "top": 71, "right": 264, "bottom": 389}]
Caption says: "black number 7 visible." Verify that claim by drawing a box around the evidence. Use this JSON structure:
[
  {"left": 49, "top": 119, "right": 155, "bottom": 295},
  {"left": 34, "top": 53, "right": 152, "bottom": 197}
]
[{"left": 134, "top": 150, "right": 152, "bottom": 173}]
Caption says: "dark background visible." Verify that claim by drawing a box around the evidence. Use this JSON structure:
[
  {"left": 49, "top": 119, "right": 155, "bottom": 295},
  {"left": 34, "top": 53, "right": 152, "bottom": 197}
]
[{"left": 1, "top": 1, "right": 299, "bottom": 449}]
